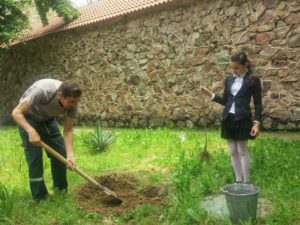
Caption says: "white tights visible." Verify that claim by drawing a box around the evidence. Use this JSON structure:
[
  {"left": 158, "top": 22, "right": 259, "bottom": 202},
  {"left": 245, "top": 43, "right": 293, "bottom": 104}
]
[{"left": 227, "top": 140, "right": 250, "bottom": 183}]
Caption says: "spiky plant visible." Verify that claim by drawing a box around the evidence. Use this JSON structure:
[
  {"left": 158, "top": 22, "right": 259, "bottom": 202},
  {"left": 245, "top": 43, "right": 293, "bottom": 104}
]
[{"left": 83, "top": 123, "right": 116, "bottom": 153}]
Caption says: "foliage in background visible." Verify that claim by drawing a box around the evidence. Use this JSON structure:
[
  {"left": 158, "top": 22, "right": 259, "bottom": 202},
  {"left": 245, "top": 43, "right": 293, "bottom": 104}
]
[
  {"left": 34, "top": 0, "right": 79, "bottom": 25},
  {"left": 83, "top": 124, "right": 116, "bottom": 153},
  {"left": 0, "top": 0, "right": 29, "bottom": 46},
  {"left": 0, "top": 0, "right": 79, "bottom": 46}
]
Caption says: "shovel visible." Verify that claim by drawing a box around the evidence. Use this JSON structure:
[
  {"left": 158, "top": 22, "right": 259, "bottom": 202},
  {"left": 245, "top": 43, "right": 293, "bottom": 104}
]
[{"left": 40, "top": 141, "right": 122, "bottom": 205}]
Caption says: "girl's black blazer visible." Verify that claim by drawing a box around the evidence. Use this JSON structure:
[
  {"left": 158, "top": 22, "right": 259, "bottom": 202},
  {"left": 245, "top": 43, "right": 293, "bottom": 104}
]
[{"left": 213, "top": 71, "right": 262, "bottom": 122}]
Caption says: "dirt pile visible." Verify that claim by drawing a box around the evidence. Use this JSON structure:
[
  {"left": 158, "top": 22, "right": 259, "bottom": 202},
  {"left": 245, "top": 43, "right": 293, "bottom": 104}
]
[{"left": 74, "top": 173, "right": 168, "bottom": 215}]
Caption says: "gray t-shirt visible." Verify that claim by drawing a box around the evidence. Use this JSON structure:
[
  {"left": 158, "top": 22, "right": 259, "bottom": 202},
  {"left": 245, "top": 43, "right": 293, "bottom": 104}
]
[{"left": 20, "top": 79, "right": 77, "bottom": 121}]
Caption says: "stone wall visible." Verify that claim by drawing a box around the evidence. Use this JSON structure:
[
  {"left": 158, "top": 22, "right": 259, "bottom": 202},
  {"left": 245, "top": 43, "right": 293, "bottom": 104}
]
[{"left": 1, "top": 0, "right": 300, "bottom": 129}]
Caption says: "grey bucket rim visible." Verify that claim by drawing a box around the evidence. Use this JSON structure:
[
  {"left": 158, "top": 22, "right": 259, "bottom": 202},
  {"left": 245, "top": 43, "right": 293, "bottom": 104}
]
[{"left": 221, "top": 183, "right": 260, "bottom": 196}]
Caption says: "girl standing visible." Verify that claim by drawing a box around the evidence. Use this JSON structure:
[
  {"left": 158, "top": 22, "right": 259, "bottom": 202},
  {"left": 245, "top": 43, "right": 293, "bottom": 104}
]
[{"left": 201, "top": 52, "right": 262, "bottom": 183}]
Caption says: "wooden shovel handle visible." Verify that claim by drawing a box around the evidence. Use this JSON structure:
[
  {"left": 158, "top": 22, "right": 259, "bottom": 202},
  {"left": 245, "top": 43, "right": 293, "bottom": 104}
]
[{"left": 40, "top": 141, "right": 117, "bottom": 197}]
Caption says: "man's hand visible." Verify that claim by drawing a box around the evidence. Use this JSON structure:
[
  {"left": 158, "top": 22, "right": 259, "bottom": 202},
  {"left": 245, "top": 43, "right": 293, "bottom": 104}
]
[
  {"left": 201, "top": 86, "right": 213, "bottom": 98},
  {"left": 28, "top": 128, "right": 41, "bottom": 146},
  {"left": 64, "top": 116, "right": 76, "bottom": 170},
  {"left": 12, "top": 101, "right": 42, "bottom": 146},
  {"left": 250, "top": 123, "right": 260, "bottom": 137},
  {"left": 66, "top": 155, "right": 76, "bottom": 171}
]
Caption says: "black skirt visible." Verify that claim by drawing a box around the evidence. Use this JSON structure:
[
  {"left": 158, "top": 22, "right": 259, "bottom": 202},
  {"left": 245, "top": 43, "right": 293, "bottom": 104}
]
[{"left": 221, "top": 113, "right": 255, "bottom": 140}]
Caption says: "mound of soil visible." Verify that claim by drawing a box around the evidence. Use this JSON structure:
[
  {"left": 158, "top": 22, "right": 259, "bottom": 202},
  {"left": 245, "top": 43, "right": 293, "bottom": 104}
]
[{"left": 74, "top": 173, "right": 168, "bottom": 215}]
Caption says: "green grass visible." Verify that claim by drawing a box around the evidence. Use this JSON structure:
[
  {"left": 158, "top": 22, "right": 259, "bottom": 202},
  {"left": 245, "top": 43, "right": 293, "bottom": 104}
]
[{"left": 0, "top": 126, "right": 299, "bottom": 225}]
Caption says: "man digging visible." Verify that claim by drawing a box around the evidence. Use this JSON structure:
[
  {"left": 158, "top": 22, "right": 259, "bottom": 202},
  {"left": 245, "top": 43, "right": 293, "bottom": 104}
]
[{"left": 12, "top": 79, "right": 81, "bottom": 201}]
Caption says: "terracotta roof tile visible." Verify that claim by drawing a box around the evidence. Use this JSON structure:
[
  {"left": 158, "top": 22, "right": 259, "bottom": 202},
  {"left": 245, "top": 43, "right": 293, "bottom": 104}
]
[{"left": 13, "top": 0, "right": 173, "bottom": 45}]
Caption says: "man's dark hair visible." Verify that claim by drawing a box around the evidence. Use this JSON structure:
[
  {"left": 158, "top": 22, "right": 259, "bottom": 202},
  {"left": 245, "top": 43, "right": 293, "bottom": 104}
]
[{"left": 58, "top": 80, "right": 82, "bottom": 97}]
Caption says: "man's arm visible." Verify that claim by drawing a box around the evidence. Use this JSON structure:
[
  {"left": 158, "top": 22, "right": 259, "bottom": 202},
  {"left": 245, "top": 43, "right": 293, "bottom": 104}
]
[
  {"left": 11, "top": 101, "right": 41, "bottom": 146},
  {"left": 63, "top": 116, "right": 75, "bottom": 170}
]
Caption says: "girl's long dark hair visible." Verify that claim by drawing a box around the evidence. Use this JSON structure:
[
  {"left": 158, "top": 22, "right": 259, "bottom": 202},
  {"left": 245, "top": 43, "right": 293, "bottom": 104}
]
[{"left": 231, "top": 52, "right": 256, "bottom": 84}]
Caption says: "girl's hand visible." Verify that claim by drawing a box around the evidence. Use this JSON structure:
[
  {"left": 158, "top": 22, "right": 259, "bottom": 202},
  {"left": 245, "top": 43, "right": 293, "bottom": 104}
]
[
  {"left": 250, "top": 123, "right": 260, "bottom": 137},
  {"left": 201, "top": 86, "right": 213, "bottom": 98}
]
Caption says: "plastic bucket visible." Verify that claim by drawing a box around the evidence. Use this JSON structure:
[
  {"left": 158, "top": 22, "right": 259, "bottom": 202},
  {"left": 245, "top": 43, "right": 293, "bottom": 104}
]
[{"left": 221, "top": 183, "right": 260, "bottom": 224}]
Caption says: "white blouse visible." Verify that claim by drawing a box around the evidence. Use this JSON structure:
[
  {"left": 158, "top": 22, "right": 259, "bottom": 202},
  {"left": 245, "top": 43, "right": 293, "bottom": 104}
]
[{"left": 229, "top": 72, "right": 246, "bottom": 114}]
